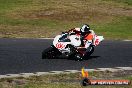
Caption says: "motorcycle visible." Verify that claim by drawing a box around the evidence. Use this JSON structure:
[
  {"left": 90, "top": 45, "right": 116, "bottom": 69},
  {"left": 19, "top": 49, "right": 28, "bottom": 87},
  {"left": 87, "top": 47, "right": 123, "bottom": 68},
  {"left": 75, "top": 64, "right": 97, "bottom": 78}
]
[{"left": 42, "top": 31, "right": 104, "bottom": 61}]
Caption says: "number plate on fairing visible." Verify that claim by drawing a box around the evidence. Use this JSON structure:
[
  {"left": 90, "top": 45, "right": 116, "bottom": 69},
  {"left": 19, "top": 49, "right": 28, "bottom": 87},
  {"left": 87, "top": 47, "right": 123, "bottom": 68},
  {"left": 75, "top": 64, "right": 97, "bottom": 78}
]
[
  {"left": 55, "top": 42, "right": 66, "bottom": 49},
  {"left": 93, "top": 35, "right": 100, "bottom": 46}
]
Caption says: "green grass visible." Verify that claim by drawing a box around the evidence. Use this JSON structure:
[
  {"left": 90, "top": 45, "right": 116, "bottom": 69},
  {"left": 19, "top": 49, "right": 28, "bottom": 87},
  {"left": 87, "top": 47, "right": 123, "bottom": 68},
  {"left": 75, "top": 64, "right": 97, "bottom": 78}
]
[
  {"left": 0, "top": 0, "right": 131, "bottom": 39},
  {"left": 102, "top": 0, "right": 132, "bottom": 5},
  {"left": 0, "top": 71, "right": 132, "bottom": 88},
  {"left": 94, "top": 17, "right": 132, "bottom": 40}
]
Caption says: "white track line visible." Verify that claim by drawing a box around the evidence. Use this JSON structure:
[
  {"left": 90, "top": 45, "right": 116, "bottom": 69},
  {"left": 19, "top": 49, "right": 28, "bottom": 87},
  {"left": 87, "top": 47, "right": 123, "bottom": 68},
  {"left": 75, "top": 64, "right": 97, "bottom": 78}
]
[
  {"left": 38, "top": 38, "right": 54, "bottom": 39},
  {"left": 123, "top": 40, "right": 132, "bottom": 41},
  {"left": 0, "top": 67, "right": 132, "bottom": 79}
]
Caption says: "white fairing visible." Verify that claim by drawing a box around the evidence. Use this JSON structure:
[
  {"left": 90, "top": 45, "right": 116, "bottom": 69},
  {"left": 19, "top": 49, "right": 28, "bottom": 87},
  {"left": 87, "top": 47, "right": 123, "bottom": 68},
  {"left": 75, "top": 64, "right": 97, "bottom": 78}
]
[
  {"left": 93, "top": 35, "right": 104, "bottom": 46},
  {"left": 69, "top": 35, "right": 81, "bottom": 47},
  {"left": 53, "top": 34, "right": 81, "bottom": 50},
  {"left": 53, "top": 35, "right": 69, "bottom": 50},
  {"left": 97, "top": 36, "right": 104, "bottom": 42},
  {"left": 53, "top": 35, "right": 61, "bottom": 46},
  {"left": 53, "top": 33, "right": 104, "bottom": 51}
]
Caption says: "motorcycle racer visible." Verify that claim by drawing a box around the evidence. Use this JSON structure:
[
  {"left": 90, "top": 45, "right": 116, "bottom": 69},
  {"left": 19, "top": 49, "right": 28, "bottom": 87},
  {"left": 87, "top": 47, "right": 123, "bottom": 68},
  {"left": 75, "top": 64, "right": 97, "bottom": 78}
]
[
  {"left": 68, "top": 24, "right": 95, "bottom": 48},
  {"left": 42, "top": 24, "right": 104, "bottom": 61}
]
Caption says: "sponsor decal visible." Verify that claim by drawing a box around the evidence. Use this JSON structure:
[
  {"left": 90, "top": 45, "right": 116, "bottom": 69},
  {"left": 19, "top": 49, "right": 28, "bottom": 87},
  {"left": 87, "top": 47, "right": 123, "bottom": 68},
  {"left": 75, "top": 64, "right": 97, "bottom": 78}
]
[
  {"left": 90, "top": 80, "right": 130, "bottom": 85},
  {"left": 81, "top": 67, "right": 131, "bottom": 86}
]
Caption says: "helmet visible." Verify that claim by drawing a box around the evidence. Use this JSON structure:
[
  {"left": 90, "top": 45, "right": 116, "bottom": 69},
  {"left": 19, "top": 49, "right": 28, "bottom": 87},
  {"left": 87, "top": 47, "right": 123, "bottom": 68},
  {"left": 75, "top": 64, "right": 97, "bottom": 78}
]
[
  {"left": 80, "top": 24, "right": 90, "bottom": 36},
  {"left": 81, "top": 24, "right": 90, "bottom": 32}
]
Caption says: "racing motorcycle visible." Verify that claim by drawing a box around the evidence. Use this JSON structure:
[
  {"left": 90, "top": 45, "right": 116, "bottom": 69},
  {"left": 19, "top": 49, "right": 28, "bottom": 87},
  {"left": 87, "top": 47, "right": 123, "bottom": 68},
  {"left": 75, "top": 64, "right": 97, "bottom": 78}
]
[{"left": 42, "top": 31, "right": 104, "bottom": 61}]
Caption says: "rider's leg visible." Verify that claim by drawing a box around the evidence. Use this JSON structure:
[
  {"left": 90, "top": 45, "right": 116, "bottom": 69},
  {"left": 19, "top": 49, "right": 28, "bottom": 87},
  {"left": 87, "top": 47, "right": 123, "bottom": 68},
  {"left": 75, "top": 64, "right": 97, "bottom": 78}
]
[
  {"left": 85, "top": 40, "right": 92, "bottom": 49},
  {"left": 80, "top": 36, "right": 85, "bottom": 47}
]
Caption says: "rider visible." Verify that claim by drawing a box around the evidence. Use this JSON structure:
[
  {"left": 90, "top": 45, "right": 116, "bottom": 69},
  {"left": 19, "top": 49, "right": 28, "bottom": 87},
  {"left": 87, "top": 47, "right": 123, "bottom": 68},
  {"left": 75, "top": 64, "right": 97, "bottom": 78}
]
[{"left": 68, "top": 24, "right": 95, "bottom": 48}]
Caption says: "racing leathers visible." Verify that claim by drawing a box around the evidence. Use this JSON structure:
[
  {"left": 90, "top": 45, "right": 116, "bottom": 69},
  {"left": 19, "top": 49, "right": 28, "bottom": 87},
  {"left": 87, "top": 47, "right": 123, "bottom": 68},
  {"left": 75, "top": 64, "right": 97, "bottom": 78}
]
[
  {"left": 68, "top": 28, "right": 95, "bottom": 48},
  {"left": 83, "top": 30, "right": 95, "bottom": 48}
]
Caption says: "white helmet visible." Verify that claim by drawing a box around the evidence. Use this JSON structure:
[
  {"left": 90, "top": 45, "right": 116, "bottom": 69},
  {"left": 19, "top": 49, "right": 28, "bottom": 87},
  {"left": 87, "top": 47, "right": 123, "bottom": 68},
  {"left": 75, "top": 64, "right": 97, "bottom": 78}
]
[
  {"left": 81, "top": 24, "right": 90, "bottom": 33},
  {"left": 80, "top": 24, "right": 90, "bottom": 36}
]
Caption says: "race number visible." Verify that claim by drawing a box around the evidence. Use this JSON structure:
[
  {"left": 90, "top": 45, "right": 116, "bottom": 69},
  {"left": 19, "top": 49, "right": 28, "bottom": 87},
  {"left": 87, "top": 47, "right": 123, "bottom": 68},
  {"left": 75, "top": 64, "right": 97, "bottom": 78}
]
[
  {"left": 95, "top": 39, "right": 99, "bottom": 46},
  {"left": 94, "top": 35, "right": 100, "bottom": 46},
  {"left": 56, "top": 43, "right": 65, "bottom": 49}
]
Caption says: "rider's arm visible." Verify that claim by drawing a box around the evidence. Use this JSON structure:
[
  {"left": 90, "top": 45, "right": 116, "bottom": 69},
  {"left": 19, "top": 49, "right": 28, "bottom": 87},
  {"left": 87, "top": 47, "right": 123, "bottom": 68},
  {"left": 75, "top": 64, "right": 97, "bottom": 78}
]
[
  {"left": 89, "top": 30, "right": 95, "bottom": 35},
  {"left": 68, "top": 28, "right": 81, "bottom": 35},
  {"left": 68, "top": 28, "right": 75, "bottom": 33}
]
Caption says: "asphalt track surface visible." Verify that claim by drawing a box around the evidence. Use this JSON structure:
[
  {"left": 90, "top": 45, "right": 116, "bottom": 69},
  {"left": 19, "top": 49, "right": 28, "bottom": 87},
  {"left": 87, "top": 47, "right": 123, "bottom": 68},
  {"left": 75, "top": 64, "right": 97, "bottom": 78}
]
[{"left": 0, "top": 38, "right": 132, "bottom": 75}]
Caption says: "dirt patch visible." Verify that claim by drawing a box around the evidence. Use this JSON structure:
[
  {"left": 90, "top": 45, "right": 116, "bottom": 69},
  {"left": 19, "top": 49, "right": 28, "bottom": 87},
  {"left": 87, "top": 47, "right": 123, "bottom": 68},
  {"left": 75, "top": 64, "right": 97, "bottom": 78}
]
[
  {"left": 0, "top": 25, "right": 60, "bottom": 38},
  {"left": 112, "top": 70, "right": 132, "bottom": 78},
  {"left": 8, "top": 0, "right": 132, "bottom": 23},
  {"left": 18, "top": 9, "right": 111, "bottom": 22}
]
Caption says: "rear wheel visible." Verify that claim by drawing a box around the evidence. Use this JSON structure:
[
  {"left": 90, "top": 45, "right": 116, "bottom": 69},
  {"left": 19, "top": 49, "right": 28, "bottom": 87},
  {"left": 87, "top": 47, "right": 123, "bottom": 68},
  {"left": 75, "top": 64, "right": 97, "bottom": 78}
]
[
  {"left": 75, "top": 53, "right": 83, "bottom": 61},
  {"left": 66, "top": 45, "right": 83, "bottom": 61},
  {"left": 83, "top": 46, "right": 94, "bottom": 59}
]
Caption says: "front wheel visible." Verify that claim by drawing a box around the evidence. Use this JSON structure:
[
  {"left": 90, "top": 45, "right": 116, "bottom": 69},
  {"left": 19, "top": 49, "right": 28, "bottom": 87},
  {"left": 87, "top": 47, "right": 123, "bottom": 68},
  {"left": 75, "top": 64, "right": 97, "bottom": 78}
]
[{"left": 42, "top": 45, "right": 61, "bottom": 59}]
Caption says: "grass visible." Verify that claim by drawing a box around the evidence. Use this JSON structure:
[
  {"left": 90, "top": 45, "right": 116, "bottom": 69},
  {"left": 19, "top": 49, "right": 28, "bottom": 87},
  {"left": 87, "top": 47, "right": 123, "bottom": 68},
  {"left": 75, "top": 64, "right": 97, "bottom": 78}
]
[
  {"left": 94, "top": 16, "right": 132, "bottom": 40},
  {"left": 102, "top": 0, "right": 132, "bottom": 5},
  {"left": 0, "top": 71, "right": 131, "bottom": 88},
  {"left": 0, "top": 0, "right": 131, "bottom": 39}
]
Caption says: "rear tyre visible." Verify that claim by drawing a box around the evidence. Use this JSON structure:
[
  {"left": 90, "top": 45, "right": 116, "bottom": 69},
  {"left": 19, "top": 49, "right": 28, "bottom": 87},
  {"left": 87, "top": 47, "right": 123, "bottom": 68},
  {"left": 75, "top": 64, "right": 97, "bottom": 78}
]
[
  {"left": 67, "top": 45, "right": 83, "bottom": 61},
  {"left": 75, "top": 53, "right": 83, "bottom": 61},
  {"left": 83, "top": 46, "right": 94, "bottom": 59}
]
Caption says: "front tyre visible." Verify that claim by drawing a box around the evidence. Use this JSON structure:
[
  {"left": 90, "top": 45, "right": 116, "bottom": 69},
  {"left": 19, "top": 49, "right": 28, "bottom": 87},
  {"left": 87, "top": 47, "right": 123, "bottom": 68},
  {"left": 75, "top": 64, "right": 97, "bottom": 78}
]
[{"left": 42, "top": 45, "right": 61, "bottom": 59}]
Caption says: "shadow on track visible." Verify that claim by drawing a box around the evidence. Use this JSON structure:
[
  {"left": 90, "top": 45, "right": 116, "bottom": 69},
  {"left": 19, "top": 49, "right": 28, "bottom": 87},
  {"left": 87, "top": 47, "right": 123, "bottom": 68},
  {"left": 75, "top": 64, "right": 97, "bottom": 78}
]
[
  {"left": 42, "top": 56, "right": 100, "bottom": 61},
  {"left": 68, "top": 56, "right": 100, "bottom": 61},
  {"left": 84, "top": 56, "right": 100, "bottom": 60}
]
